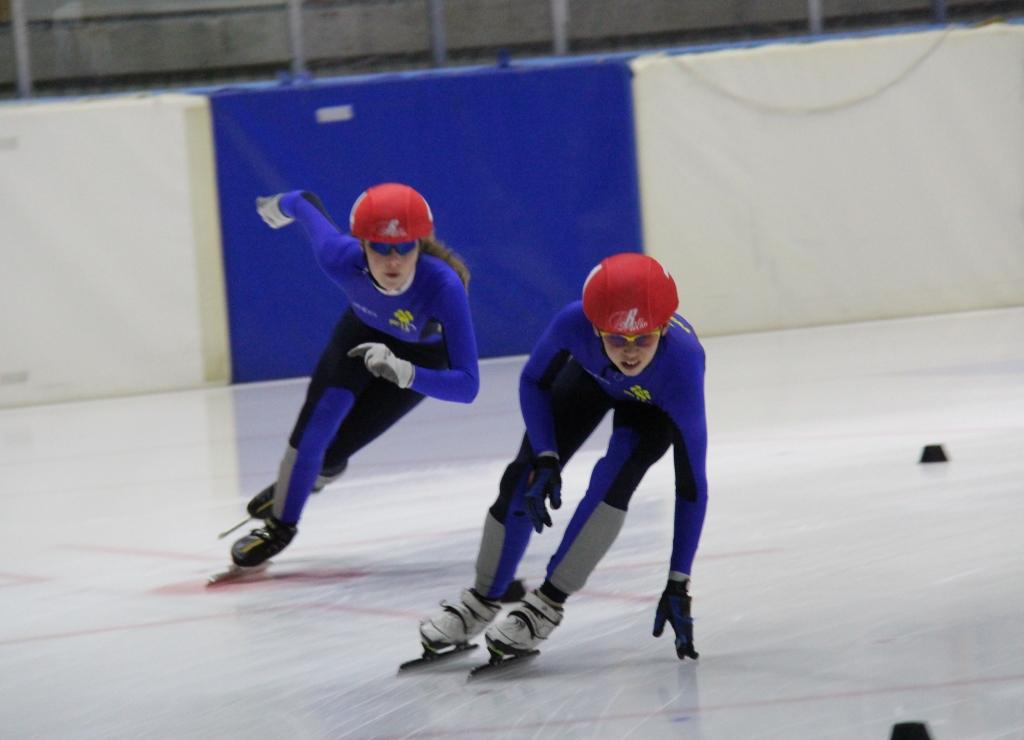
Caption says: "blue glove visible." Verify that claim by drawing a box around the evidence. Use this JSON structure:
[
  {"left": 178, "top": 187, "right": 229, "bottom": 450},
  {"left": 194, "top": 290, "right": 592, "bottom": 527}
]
[
  {"left": 652, "top": 579, "right": 699, "bottom": 660},
  {"left": 524, "top": 455, "right": 562, "bottom": 534}
]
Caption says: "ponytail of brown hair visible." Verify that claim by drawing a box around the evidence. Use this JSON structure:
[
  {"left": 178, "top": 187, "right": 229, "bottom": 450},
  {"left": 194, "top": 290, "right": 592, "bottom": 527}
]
[{"left": 419, "top": 236, "right": 471, "bottom": 290}]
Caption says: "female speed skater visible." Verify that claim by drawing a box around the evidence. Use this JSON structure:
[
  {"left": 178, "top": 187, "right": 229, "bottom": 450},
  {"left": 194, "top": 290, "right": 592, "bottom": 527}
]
[
  {"left": 416, "top": 252, "right": 708, "bottom": 667},
  {"left": 226, "top": 183, "right": 480, "bottom": 571}
]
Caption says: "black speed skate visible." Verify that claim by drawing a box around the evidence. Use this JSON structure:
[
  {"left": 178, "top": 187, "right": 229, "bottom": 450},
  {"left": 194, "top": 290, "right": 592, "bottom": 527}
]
[
  {"left": 246, "top": 465, "right": 341, "bottom": 519},
  {"left": 217, "top": 465, "right": 345, "bottom": 540},
  {"left": 246, "top": 483, "right": 275, "bottom": 519},
  {"left": 231, "top": 516, "right": 296, "bottom": 567}
]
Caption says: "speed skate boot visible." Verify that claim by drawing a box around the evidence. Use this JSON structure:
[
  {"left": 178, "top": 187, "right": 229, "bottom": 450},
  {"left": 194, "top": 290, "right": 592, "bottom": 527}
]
[
  {"left": 231, "top": 516, "right": 296, "bottom": 567},
  {"left": 484, "top": 589, "right": 563, "bottom": 658},
  {"left": 246, "top": 461, "right": 348, "bottom": 520},
  {"left": 245, "top": 484, "right": 276, "bottom": 520},
  {"left": 419, "top": 588, "right": 502, "bottom": 653}
]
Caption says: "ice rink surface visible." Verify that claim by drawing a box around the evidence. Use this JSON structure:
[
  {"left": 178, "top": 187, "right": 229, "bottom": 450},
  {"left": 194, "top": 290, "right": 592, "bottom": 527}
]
[{"left": 1, "top": 308, "right": 1022, "bottom": 740}]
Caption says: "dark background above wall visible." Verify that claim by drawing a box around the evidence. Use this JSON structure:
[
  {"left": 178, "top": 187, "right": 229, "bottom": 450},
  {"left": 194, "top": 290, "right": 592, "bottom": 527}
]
[{"left": 2, "top": 0, "right": 1024, "bottom": 98}]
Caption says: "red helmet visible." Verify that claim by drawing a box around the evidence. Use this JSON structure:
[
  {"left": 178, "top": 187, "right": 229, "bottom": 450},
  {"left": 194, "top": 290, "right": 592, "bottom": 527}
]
[
  {"left": 582, "top": 253, "right": 678, "bottom": 334},
  {"left": 349, "top": 183, "right": 433, "bottom": 243}
]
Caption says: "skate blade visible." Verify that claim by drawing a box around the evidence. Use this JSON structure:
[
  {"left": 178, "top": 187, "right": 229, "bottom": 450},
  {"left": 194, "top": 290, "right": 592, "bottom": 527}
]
[
  {"left": 216, "top": 515, "right": 253, "bottom": 540},
  {"left": 398, "top": 643, "right": 478, "bottom": 673},
  {"left": 206, "top": 562, "right": 269, "bottom": 586},
  {"left": 467, "top": 649, "right": 540, "bottom": 679}
]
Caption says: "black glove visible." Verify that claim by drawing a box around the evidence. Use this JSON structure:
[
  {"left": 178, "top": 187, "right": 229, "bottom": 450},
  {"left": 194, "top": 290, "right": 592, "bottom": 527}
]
[
  {"left": 524, "top": 455, "right": 562, "bottom": 534},
  {"left": 652, "top": 579, "right": 699, "bottom": 660}
]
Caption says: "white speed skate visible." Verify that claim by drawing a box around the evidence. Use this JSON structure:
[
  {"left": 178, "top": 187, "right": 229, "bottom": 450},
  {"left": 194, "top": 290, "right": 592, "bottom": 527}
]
[
  {"left": 484, "top": 589, "right": 563, "bottom": 658},
  {"left": 419, "top": 588, "right": 501, "bottom": 652}
]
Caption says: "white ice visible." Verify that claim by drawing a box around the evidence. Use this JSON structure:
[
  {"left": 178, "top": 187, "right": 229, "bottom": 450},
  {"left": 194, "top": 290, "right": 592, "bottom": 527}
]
[{"left": 1, "top": 308, "right": 1022, "bottom": 740}]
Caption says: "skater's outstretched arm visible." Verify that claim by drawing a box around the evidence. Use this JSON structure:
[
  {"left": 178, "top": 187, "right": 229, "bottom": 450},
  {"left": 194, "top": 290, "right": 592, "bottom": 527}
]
[{"left": 256, "top": 190, "right": 363, "bottom": 277}]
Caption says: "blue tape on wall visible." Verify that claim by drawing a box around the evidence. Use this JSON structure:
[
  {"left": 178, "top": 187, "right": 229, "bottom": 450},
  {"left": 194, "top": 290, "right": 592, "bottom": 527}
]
[{"left": 210, "top": 61, "right": 642, "bottom": 382}]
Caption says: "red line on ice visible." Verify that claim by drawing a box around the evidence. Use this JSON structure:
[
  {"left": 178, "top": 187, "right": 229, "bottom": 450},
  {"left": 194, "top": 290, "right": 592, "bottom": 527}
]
[{"left": 0, "top": 601, "right": 420, "bottom": 646}]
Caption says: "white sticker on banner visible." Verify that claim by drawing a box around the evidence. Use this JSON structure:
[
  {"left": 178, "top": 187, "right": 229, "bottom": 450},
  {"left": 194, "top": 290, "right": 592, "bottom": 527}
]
[{"left": 316, "top": 105, "right": 355, "bottom": 124}]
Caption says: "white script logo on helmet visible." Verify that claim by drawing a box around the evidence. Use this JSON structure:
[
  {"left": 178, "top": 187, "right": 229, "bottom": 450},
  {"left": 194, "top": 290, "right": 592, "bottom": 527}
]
[{"left": 609, "top": 308, "right": 647, "bottom": 333}]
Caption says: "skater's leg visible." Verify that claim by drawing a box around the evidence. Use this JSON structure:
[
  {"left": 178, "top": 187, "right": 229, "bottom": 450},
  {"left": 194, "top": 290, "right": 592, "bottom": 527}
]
[
  {"left": 542, "top": 404, "right": 674, "bottom": 599},
  {"left": 230, "top": 386, "right": 354, "bottom": 567},
  {"left": 473, "top": 445, "right": 537, "bottom": 600},
  {"left": 270, "top": 313, "right": 447, "bottom": 523},
  {"left": 475, "top": 361, "right": 612, "bottom": 600},
  {"left": 231, "top": 314, "right": 374, "bottom": 566},
  {"left": 243, "top": 458, "right": 347, "bottom": 521},
  {"left": 246, "top": 340, "right": 441, "bottom": 520},
  {"left": 420, "top": 363, "right": 611, "bottom": 651},
  {"left": 249, "top": 312, "right": 368, "bottom": 523},
  {"left": 275, "top": 388, "right": 355, "bottom": 523},
  {"left": 317, "top": 377, "right": 428, "bottom": 474},
  {"left": 483, "top": 407, "right": 674, "bottom": 655}
]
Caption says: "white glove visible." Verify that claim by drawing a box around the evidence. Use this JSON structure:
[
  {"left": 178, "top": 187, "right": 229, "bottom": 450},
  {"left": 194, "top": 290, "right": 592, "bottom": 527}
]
[
  {"left": 346, "top": 343, "right": 415, "bottom": 389},
  {"left": 256, "top": 194, "right": 294, "bottom": 229}
]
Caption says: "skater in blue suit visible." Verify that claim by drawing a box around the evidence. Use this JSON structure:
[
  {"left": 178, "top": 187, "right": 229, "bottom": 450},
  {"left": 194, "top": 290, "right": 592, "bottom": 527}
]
[
  {"left": 419, "top": 252, "right": 707, "bottom": 663},
  {"left": 229, "top": 183, "right": 479, "bottom": 568}
]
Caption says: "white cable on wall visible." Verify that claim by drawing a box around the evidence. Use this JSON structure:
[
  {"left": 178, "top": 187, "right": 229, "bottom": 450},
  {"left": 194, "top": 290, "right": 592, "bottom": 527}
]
[{"left": 662, "top": 27, "right": 955, "bottom": 116}]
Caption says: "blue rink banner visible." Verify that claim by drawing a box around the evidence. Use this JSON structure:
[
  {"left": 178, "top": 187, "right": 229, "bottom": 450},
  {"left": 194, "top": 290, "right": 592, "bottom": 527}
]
[{"left": 210, "top": 61, "right": 642, "bottom": 382}]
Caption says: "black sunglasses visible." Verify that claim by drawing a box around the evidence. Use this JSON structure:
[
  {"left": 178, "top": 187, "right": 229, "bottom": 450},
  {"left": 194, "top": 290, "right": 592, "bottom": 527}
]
[{"left": 367, "top": 240, "right": 418, "bottom": 256}]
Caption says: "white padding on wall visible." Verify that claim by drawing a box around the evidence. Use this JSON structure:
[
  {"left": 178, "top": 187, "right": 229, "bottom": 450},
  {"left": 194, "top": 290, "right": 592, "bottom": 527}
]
[
  {"left": 0, "top": 94, "right": 229, "bottom": 407},
  {"left": 632, "top": 24, "right": 1024, "bottom": 335}
]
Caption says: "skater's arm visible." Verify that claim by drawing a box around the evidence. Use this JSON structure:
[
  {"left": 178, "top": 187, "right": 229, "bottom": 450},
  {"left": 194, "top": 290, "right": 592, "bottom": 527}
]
[
  {"left": 407, "top": 277, "right": 480, "bottom": 403},
  {"left": 668, "top": 425, "right": 708, "bottom": 578},
  {"left": 661, "top": 343, "right": 709, "bottom": 578},
  {"left": 519, "top": 308, "right": 576, "bottom": 455},
  {"left": 259, "top": 191, "right": 363, "bottom": 277},
  {"left": 289, "top": 192, "right": 364, "bottom": 276}
]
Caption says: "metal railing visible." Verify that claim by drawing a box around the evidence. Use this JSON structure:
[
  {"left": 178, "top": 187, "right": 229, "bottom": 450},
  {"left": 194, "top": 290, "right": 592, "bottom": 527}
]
[{"left": 4, "top": 0, "right": 958, "bottom": 100}]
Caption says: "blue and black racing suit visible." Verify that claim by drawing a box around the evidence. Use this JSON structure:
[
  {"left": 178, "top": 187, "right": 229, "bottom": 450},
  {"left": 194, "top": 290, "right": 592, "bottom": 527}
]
[{"left": 473, "top": 301, "right": 708, "bottom": 600}]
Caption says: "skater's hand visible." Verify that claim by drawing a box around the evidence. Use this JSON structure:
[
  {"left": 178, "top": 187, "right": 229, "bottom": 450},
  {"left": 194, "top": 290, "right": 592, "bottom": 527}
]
[
  {"left": 524, "top": 454, "right": 561, "bottom": 533},
  {"left": 256, "top": 193, "right": 294, "bottom": 229},
  {"left": 347, "top": 343, "right": 415, "bottom": 388},
  {"left": 653, "top": 579, "right": 699, "bottom": 660}
]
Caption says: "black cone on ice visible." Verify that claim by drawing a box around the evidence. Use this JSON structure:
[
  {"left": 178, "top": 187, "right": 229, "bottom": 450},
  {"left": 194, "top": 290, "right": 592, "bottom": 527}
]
[
  {"left": 919, "top": 444, "right": 948, "bottom": 463},
  {"left": 890, "top": 721, "right": 933, "bottom": 740}
]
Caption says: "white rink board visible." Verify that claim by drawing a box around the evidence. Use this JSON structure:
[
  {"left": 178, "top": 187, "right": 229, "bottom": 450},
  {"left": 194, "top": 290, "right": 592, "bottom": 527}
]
[
  {"left": 0, "top": 94, "right": 229, "bottom": 408},
  {"left": 632, "top": 24, "right": 1024, "bottom": 335}
]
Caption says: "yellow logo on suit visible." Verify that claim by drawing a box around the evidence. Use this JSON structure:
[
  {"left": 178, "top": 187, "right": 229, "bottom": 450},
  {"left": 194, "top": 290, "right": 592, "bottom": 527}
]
[
  {"left": 390, "top": 309, "right": 415, "bottom": 333},
  {"left": 625, "top": 385, "right": 652, "bottom": 403}
]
